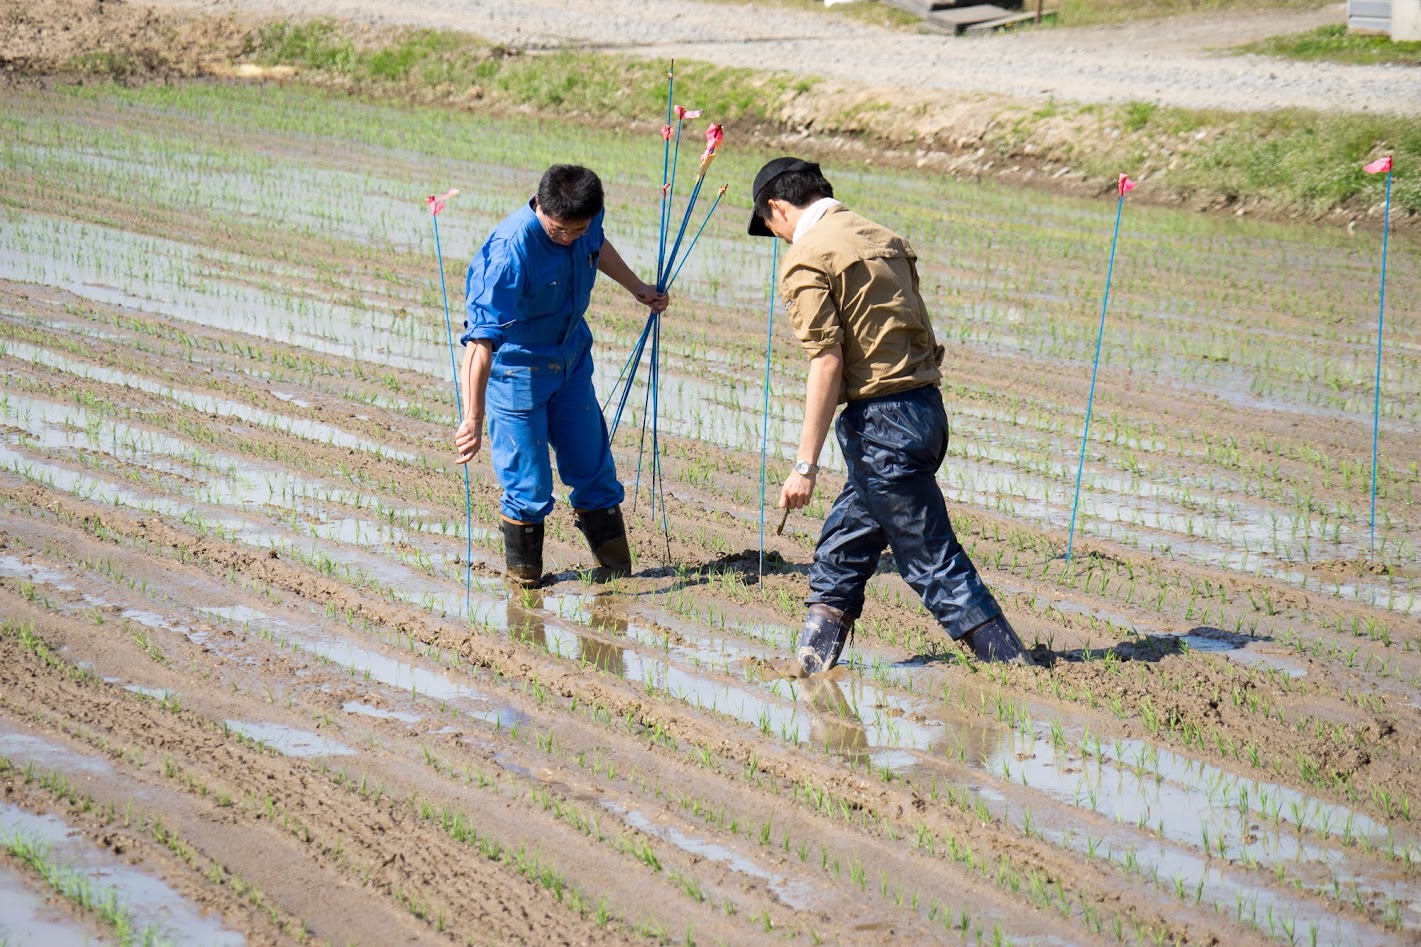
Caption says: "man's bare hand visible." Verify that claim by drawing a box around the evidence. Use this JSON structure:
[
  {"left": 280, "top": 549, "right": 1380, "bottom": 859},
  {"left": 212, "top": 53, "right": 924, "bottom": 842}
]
[
  {"left": 634, "top": 282, "right": 670, "bottom": 314},
  {"left": 455, "top": 416, "right": 483, "bottom": 466},
  {"left": 778, "top": 470, "right": 816, "bottom": 511}
]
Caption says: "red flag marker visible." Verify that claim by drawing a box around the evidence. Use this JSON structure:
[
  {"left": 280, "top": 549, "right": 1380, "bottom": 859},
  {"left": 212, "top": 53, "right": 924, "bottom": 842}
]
[
  {"left": 426, "top": 189, "right": 459, "bottom": 216},
  {"left": 1118, "top": 173, "right": 1136, "bottom": 196},
  {"left": 661, "top": 124, "right": 673, "bottom": 142},
  {"left": 674, "top": 105, "right": 702, "bottom": 120},
  {"left": 1364, "top": 155, "right": 1393, "bottom": 175}
]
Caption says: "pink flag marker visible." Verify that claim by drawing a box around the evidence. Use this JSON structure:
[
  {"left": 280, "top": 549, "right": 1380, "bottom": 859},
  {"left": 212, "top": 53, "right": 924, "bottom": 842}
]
[
  {"left": 661, "top": 124, "right": 673, "bottom": 142},
  {"left": 1067, "top": 169, "right": 1136, "bottom": 564},
  {"left": 698, "top": 123, "right": 724, "bottom": 173},
  {"left": 1364, "top": 155, "right": 1393, "bottom": 175},
  {"left": 674, "top": 105, "right": 702, "bottom": 121},
  {"left": 426, "top": 189, "right": 459, "bottom": 216}
]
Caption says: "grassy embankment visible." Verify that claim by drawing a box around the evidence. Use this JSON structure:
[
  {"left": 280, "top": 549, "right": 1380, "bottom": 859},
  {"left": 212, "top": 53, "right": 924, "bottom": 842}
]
[
  {"left": 1056, "top": 0, "right": 1333, "bottom": 26},
  {"left": 67, "top": 17, "right": 1420, "bottom": 221},
  {"left": 1239, "top": 24, "right": 1421, "bottom": 66}
]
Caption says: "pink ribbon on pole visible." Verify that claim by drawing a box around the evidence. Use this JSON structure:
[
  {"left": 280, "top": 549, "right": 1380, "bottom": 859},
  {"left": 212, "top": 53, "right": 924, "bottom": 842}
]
[
  {"left": 427, "top": 189, "right": 459, "bottom": 216},
  {"left": 1118, "top": 174, "right": 1136, "bottom": 196},
  {"left": 699, "top": 123, "right": 724, "bottom": 171},
  {"left": 1364, "top": 155, "right": 1393, "bottom": 175},
  {"left": 661, "top": 124, "right": 673, "bottom": 142},
  {"left": 674, "top": 105, "right": 702, "bottom": 121}
]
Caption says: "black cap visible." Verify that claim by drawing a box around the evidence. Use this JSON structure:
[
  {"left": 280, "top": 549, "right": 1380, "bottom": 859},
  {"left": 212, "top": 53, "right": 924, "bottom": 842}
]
[{"left": 748, "top": 157, "right": 820, "bottom": 237}]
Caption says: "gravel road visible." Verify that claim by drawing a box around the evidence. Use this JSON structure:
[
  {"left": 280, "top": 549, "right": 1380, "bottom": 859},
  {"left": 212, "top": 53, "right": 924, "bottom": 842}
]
[{"left": 141, "top": 0, "right": 1421, "bottom": 114}]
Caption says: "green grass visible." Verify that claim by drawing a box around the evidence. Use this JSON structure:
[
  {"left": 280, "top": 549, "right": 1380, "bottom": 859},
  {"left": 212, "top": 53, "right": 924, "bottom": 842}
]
[
  {"left": 1237, "top": 24, "right": 1421, "bottom": 66},
  {"left": 1057, "top": 0, "right": 1331, "bottom": 27},
  {"left": 54, "top": 16, "right": 1421, "bottom": 225},
  {"left": 250, "top": 20, "right": 799, "bottom": 123},
  {"left": 1084, "top": 102, "right": 1420, "bottom": 213}
]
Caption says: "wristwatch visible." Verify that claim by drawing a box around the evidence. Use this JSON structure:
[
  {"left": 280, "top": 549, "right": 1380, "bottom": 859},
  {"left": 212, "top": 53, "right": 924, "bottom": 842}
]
[{"left": 793, "top": 460, "right": 819, "bottom": 476}]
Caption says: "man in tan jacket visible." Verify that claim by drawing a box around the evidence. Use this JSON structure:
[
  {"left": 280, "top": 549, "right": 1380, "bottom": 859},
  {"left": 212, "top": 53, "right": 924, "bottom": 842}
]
[{"left": 749, "top": 157, "right": 1034, "bottom": 670}]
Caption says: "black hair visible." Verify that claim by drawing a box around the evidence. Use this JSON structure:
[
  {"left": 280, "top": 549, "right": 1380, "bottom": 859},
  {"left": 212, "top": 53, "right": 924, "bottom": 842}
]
[
  {"left": 753, "top": 169, "right": 833, "bottom": 223},
  {"left": 537, "top": 165, "right": 604, "bottom": 222}
]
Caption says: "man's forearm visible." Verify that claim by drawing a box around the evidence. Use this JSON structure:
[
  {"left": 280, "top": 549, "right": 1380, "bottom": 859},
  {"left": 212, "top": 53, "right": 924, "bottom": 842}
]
[
  {"left": 460, "top": 340, "right": 492, "bottom": 422},
  {"left": 596, "top": 239, "right": 645, "bottom": 294},
  {"left": 796, "top": 346, "right": 843, "bottom": 465}
]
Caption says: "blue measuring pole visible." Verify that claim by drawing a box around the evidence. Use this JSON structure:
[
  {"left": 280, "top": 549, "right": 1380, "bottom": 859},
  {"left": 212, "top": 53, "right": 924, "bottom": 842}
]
[
  {"left": 1368, "top": 166, "right": 1393, "bottom": 557},
  {"left": 759, "top": 239, "right": 779, "bottom": 576},
  {"left": 431, "top": 207, "right": 473, "bottom": 608},
  {"left": 1066, "top": 191, "right": 1126, "bottom": 565}
]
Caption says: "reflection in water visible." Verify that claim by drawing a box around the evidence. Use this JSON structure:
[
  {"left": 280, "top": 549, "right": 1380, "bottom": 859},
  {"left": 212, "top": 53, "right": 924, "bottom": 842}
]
[
  {"left": 801, "top": 676, "right": 1002, "bottom": 776},
  {"left": 506, "top": 590, "right": 627, "bottom": 678},
  {"left": 802, "top": 677, "right": 869, "bottom": 767},
  {"left": 583, "top": 597, "right": 630, "bottom": 678}
]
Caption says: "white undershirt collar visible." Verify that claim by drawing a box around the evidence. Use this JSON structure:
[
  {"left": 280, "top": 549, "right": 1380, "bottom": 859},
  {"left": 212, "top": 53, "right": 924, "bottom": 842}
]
[{"left": 792, "top": 197, "right": 841, "bottom": 244}]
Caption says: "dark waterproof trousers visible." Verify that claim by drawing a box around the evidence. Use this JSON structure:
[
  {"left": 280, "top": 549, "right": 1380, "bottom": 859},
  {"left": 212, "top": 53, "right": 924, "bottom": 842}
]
[{"left": 807, "top": 385, "right": 1000, "bottom": 639}]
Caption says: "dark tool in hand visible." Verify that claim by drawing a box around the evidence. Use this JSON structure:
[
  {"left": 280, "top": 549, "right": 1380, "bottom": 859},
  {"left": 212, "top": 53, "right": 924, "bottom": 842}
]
[{"left": 776, "top": 506, "right": 790, "bottom": 535}]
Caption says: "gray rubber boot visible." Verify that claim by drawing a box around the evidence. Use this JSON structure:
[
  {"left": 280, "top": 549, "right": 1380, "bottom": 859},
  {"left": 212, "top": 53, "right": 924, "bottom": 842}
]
[
  {"left": 500, "top": 519, "right": 544, "bottom": 589},
  {"left": 574, "top": 505, "right": 633, "bottom": 579},
  {"left": 960, "top": 613, "right": 1036, "bottom": 666},
  {"left": 796, "top": 604, "right": 854, "bottom": 676}
]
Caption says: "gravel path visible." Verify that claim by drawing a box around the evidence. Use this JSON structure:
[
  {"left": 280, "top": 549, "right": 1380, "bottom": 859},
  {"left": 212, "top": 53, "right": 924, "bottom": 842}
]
[{"left": 143, "top": 0, "right": 1421, "bottom": 114}]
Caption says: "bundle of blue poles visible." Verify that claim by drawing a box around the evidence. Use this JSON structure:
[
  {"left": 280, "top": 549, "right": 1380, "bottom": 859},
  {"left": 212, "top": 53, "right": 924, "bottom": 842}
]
[{"left": 602, "top": 62, "right": 728, "bottom": 556}]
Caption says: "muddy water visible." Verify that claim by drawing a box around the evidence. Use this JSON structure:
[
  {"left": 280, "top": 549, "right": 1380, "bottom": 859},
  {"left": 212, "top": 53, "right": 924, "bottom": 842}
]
[
  {"left": 0, "top": 860, "right": 103, "bottom": 947},
  {"left": 0, "top": 801, "right": 245, "bottom": 946}
]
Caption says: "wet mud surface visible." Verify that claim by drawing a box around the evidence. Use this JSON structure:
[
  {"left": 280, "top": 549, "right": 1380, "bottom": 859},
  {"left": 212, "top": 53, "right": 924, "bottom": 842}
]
[{"left": 0, "top": 78, "right": 1418, "bottom": 945}]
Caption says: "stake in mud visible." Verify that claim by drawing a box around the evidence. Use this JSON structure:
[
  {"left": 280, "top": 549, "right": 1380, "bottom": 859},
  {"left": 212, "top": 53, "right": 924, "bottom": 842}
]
[
  {"left": 1067, "top": 172, "right": 1135, "bottom": 566},
  {"left": 1363, "top": 153, "right": 1394, "bottom": 558},
  {"left": 427, "top": 188, "right": 473, "bottom": 608}
]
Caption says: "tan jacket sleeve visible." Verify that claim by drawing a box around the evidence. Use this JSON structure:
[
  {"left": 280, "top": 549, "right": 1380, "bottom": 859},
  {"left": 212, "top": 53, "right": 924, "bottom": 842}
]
[{"left": 782, "top": 255, "right": 842, "bottom": 356}]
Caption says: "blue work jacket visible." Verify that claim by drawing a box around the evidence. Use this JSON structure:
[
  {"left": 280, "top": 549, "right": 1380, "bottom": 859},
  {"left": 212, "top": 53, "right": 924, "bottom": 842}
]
[{"left": 460, "top": 200, "right": 605, "bottom": 377}]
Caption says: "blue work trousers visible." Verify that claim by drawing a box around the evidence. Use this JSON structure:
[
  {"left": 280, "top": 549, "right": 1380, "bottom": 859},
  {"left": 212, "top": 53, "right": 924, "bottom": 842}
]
[
  {"left": 485, "top": 324, "right": 623, "bottom": 524},
  {"left": 807, "top": 385, "right": 999, "bottom": 638}
]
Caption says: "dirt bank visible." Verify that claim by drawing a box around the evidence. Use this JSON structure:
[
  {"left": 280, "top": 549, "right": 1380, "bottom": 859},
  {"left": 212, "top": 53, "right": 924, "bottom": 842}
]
[
  {"left": 126, "top": 0, "right": 1417, "bottom": 115},
  {"left": 4, "top": 0, "right": 1415, "bottom": 230}
]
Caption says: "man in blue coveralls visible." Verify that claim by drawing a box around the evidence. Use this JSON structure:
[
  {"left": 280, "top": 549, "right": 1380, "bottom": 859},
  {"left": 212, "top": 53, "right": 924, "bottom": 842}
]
[{"left": 454, "top": 165, "right": 668, "bottom": 588}]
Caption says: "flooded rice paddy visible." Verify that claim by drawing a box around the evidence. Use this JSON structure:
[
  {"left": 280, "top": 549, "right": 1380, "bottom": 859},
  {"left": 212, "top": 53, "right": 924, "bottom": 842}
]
[{"left": 0, "top": 80, "right": 1418, "bottom": 944}]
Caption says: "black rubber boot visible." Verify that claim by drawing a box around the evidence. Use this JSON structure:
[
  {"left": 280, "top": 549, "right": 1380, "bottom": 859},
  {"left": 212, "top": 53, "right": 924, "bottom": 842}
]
[
  {"left": 960, "top": 613, "right": 1036, "bottom": 666},
  {"left": 574, "top": 505, "right": 632, "bottom": 579},
  {"left": 796, "top": 604, "right": 854, "bottom": 676},
  {"left": 500, "top": 519, "right": 544, "bottom": 589}
]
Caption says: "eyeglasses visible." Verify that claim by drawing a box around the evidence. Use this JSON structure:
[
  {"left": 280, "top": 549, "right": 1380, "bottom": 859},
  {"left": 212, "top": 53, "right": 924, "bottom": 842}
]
[{"left": 542, "top": 216, "right": 591, "bottom": 240}]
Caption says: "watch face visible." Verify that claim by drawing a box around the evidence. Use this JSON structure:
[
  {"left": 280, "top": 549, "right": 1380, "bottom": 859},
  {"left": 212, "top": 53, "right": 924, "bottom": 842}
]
[{"left": 795, "top": 461, "right": 813, "bottom": 475}]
